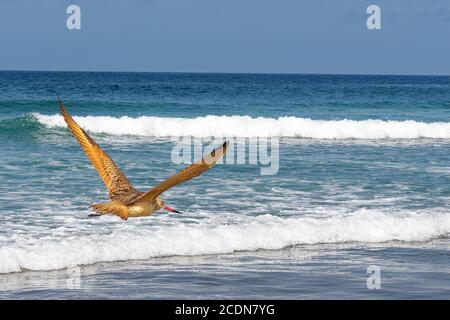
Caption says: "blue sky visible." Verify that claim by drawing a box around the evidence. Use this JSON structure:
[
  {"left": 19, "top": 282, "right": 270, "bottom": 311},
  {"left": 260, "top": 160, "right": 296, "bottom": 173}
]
[{"left": 0, "top": 0, "right": 449, "bottom": 75}]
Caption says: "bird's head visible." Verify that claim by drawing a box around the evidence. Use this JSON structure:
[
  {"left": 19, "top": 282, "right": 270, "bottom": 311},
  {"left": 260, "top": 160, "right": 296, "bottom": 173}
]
[{"left": 156, "top": 197, "right": 182, "bottom": 214}]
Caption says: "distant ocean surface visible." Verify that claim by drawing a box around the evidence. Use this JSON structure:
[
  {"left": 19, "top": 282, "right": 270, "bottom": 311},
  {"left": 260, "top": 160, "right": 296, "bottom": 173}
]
[{"left": 1, "top": 71, "right": 450, "bottom": 299}]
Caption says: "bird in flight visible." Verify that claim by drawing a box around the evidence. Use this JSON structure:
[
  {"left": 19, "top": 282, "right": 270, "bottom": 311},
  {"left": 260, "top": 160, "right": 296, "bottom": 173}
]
[{"left": 59, "top": 99, "right": 229, "bottom": 220}]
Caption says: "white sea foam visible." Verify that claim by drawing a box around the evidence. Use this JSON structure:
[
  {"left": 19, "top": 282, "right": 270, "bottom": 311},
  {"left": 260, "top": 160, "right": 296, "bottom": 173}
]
[
  {"left": 1, "top": 209, "right": 449, "bottom": 273},
  {"left": 33, "top": 113, "right": 450, "bottom": 139}
]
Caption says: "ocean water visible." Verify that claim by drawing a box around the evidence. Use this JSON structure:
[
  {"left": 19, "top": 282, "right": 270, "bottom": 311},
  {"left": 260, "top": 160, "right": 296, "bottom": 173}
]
[{"left": 1, "top": 71, "right": 450, "bottom": 299}]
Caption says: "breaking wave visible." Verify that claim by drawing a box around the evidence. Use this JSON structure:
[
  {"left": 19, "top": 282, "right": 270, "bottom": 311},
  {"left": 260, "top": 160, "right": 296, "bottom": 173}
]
[
  {"left": 32, "top": 113, "right": 450, "bottom": 139},
  {"left": 1, "top": 209, "right": 449, "bottom": 273}
]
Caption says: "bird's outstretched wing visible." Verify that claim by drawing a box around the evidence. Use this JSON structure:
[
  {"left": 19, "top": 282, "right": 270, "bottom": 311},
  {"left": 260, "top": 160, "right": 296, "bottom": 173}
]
[
  {"left": 131, "top": 141, "right": 229, "bottom": 204},
  {"left": 59, "top": 99, "right": 138, "bottom": 201}
]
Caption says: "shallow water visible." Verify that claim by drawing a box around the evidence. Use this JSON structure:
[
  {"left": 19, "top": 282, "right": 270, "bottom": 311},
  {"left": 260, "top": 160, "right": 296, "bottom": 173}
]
[{"left": 2, "top": 241, "right": 450, "bottom": 299}]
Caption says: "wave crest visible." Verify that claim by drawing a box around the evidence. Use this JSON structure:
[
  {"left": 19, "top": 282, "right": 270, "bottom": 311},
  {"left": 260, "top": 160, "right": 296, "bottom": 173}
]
[{"left": 33, "top": 113, "right": 450, "bottom": 139}]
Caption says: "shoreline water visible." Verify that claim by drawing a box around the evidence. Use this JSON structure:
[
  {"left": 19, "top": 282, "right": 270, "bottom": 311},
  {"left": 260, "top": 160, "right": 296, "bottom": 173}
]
[{"left": 1, "top": 239, "right": 449, "bottom": 299}]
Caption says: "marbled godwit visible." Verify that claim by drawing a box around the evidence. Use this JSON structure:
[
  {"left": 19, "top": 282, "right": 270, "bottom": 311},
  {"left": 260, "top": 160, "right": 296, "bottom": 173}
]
[{"left": 59, "top": 99, "right": 229, "bottom": 220}]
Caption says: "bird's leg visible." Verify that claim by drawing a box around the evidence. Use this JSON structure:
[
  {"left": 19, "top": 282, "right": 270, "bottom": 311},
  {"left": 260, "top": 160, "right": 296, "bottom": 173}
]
[{"left": 88, "top": 213, "right": 102, "bottom": 218}]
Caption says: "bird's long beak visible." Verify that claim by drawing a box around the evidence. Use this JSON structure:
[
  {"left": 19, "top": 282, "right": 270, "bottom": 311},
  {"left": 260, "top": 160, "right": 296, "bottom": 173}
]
[{"left": 163, "top": 204, "right": 182, "bottom": 214}]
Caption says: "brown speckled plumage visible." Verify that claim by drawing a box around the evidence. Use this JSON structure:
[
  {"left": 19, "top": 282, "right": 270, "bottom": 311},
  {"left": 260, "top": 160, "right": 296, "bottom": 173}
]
[{"left": 59, "top": 99, "right": 229, "bottom": 220}]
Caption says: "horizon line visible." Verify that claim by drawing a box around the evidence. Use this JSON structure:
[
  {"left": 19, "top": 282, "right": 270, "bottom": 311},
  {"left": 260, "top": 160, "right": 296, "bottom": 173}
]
[{"left": 0, "top": 69, "right": 449, "bottom": 77}]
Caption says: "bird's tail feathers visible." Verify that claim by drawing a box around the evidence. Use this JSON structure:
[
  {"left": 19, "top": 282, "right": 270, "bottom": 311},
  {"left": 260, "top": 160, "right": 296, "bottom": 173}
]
[{"left": 91, "top": 201, "right": 129, "bottom": 220}]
